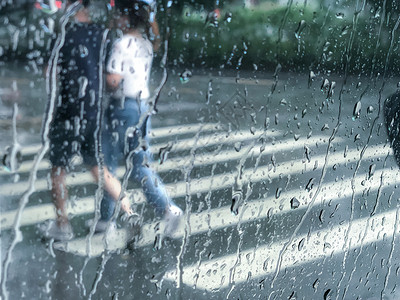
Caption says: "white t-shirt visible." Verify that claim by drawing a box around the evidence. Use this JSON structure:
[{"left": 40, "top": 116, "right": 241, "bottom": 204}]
[{"left": 107, "top": 34, "right": 153, "bottom": 99}]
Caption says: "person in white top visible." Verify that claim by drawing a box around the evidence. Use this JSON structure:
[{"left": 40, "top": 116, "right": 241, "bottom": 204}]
[{"left": 99, "top": 0, "right": 183, "bottom": 237}]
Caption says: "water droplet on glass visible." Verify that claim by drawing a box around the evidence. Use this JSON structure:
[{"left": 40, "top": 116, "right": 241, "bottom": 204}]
[
  {"left": 234, "top": 142, "right": 242, "bottom": 152},
  {"left": 298, "top": 238, "right": 305, "bottom": 251},
  {"left": 78, "top": 76, "right": 88, "bottom": 98},
  {"left": 354, "top": 133, "right": 360, "bottom": 142},
  {"left": 304, "top": 146, "right": 311, "bottom": 162},
  {"left": 302, "top": 108, "right": 307, "bottom": 118},
  {"left": 250, "top": 127, "right": 256, "bottom": 135},
  {"left": 206, "top": 80, "right": 213, "bottom": 104},
  {"left": 158, "top": 143, "right": 173, "bottom": 165},
  {"left": 2, "top": 144, "right": 22, "bottom": 172},
  {"left": 327, "top": 81, "right": 336, "bottom": 97},
  {"left": 321, "top": 79, "right": 329, "bottom": 92},
  {"left": 294, "top": 134, "right": 300, "bottom": 141},
  {"left": 180, "top": 69, "right": 192, "bottom": 84},
  {"left": 319, "top": 210, "right": 324, "bottom": 223},
  {"left": 321, "top": 124, "right": 329, "bottom": 131},
  {"left": 79, "top": 44, "right": 88, "bottom": 58},
  {"left": 225, "top": 12, "right": 232, "bottom": 23},
  {"left": 294, "top": 20, "right": 306, "bottom": 39},
  {"left": 352, "top": 101, "right": 361, "bottom": 120},
  {"left": 153, "top": 233, "right": 162, "bottom": 250},
  {"left": 368, "top": 164, "right": 376, "bottom": 179},
  {"left": 336, "top": 12, "right": 344, "bottom": 19},
  {"left": 341, "top": 25, "right": 350, "bottom": 36},
  {"left": 289, "top": 291, "right": 297, "bottom": 300},
  {"left": 271, "top": 154, "right": 276, "bottom": 168},
  {"left": 231, "top": 189, "right": 243, "bottom": 215},
  {"left": 313, "top": 278, "right": 320, "bottom": 290},
  {"left": 275, "top": 187, "right": 282, "bottom": 199},
  {"left": 306, "top": 178, "right": 314, "bottom": 191},
  {"left": 280, "top": 98, "right": 287, "bottom": 105},
  {"left": 324, "top": 289, "right": 332, "bottom": 300},
  {"left": 322, "top": 42, "right": 330, "bottom": 53},
  {"left": 290, "top": 197, "right": 300, "bottom": 209},
  {"left": 367, "top": 105, "right": 374, "bottom": 114},
  {"left": 308, "top": 71, "right": 316, "bottom": 87}
]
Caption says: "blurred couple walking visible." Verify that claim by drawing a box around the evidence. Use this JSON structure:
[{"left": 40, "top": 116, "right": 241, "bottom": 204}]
[{"left": 43, "top": 0, "right": 182, "bottom": 241}]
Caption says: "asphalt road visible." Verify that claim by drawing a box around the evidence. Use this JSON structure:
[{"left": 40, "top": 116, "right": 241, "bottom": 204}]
[{"left": 1, "top": 64, "right": 400, "bottom": 299}]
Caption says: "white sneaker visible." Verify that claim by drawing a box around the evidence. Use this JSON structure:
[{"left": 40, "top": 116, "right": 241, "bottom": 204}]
[
  {"left": 85, "top": 219, "right": 116, "bottom": 234},
  {"left": 163, "top": 205, "right": 183, "bottom": 237},
  {"left": 42, "top": 220, "right": 74, "bottom": 241}
]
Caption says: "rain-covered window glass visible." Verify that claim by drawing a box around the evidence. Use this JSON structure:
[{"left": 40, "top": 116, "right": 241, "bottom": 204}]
[{"left": 2, "top": 0, "right": 400, "bottom": 299}]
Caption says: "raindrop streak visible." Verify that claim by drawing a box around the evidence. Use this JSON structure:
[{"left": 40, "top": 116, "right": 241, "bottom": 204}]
[
  {"left": 327, "top": 81, "right": 336, "bottom": 98},
  {"left": 340, "top": 25, "right": 350, "bottom": 36},
  {"left": 294, "top": 20, "right": 306, "bottom": 39},
  {"left": 319, "top": 210, "right": 324, "bottom": 223},
  {"left": 306, "top": 178, "right": 314, "bottom": 191},
  {"left": 308, "top": 71, "right": 316, "bottom": 88},
  {"left": 2, "top": 103, "right": 21, "bottom": 173},
  {"left": 206, "top": 80, "right": 212, "bottom": 104},
  {"left": 304, "top": 146, "right": 311, "bottom": 162},
  {"left": 275, "top": 187, "right": 282, "bottom": 199},
  {"left": 353, "top": 101, "right": 362, "bottom": 120},
  {"left": 298, "top": 238, "right": 305, "bottom": 251},
  {"left": 368, "top": 164, "right": 376, "bottom": 179},
  {"left": 78, "top": 76, "right": 88, "bottom": 98},
  {"left": 321, "top": 78, "right": 329, "bottom": 92},
  {"left": 231, "top": 189, "right": 243, "bottom": 215},
  {"left": 323, "top": 289, "right": 332, "bottom": 300},
  {"left": 158, "top": 143, "right": 173, "bottom": 164},
  {"left": 344, "top": 145, "right": 348, "bottom": 158}
]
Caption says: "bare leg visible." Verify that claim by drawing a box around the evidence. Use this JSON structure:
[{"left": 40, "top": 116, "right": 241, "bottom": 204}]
[
  {"left": 51, "top": 166, "right": 69, "bottom": 226},
  {"left": 91, "top": 166, "right": 133, "bottom": 215}
]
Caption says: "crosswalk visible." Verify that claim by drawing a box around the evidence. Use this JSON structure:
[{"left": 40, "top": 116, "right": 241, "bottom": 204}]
[{"left": 1, "top": 121, "right": 400, "bottom": 296}]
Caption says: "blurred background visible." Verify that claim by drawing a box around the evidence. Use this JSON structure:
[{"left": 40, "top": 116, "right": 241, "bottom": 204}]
[{"left": 2, "top": 1, "right": 400, "bottom": 299}]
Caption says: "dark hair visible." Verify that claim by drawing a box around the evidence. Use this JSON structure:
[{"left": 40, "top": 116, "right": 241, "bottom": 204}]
[{"left": 115, "top": 0, "right": 151, "bottom": 33}]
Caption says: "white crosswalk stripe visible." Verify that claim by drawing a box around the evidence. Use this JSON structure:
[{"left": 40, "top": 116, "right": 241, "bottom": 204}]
[
  {"left": 52, "top": 166, "right": 400, "bottom": 257},
  {"left": 2, "top": 121, "right": 400, "bottom": 297},
  {"left": 1, "top": 133, "right": 343, "bottom": 229},
  {"left": 0, "top": 127, "right": 283, "bottom": 196}
]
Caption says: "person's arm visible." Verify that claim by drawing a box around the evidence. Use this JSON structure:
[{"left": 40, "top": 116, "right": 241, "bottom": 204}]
[
  {"left": 149, "top": 19, "right": 161, "bottom": 51},
  {"left": 106, "top": 40, "right": 124, "bottom": 90},
  {"left": 106, "top": 73, "right": 123, "bottom": 90}
]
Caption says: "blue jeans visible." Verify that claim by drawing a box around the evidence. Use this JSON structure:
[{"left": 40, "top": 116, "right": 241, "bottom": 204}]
[{"left": 100, "top": 97, "right": 173, "bottom": 221}]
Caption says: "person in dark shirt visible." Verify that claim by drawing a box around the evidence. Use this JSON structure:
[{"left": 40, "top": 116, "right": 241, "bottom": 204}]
[
  {"left": 43, "top": 0, "right": 132, "bottom": 241},
  {"left": 384, "top": 92, "right": 400, "bottom": 167}
]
